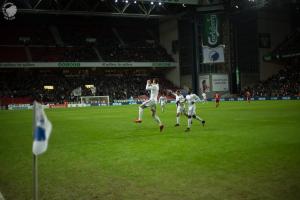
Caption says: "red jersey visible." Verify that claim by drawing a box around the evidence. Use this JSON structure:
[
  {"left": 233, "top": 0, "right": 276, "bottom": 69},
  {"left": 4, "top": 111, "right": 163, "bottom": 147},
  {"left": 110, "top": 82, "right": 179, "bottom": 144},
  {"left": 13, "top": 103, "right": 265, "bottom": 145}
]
[{"left": 214, "top": 93, "right": 220, "bottom": 100}]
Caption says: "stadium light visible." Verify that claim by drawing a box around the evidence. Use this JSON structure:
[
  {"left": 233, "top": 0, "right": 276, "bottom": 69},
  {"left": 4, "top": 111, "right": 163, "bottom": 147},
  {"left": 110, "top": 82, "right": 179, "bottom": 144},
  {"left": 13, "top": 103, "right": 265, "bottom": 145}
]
[
  {"left": 44, "top": 85, "right": 54, "bottom": 90},
  {"left": 235, "top": 5, "right": 239, "bottom": 8},
  {"left": 85, "top": 84, "right": 95, "bottom": 89},
  {"left": 134, "top": 0, "right": 137, "bottom": 3},
  {"left": 125, "top": 0, "right": 128, "bottom": 3},
  {"left": 182, "top": 3, "right": 186, "bottom": 7},
  {"left": 115, "top": 0, "right": 118, "bottom": 3},
  {"left": 151, "top": 1, "right": 154, "bottom": 5}
]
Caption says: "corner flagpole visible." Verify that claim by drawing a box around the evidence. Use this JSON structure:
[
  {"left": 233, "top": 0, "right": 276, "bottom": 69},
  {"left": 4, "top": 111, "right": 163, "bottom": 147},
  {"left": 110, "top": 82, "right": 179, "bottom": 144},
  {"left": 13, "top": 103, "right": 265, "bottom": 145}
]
[
  {"left": 32, "top": 101, "right": 39, "bottom": 200},
  {"left": 32, "top": 101, "right": 52, "bottom": 200},
  {"left": 33, "top": 154, "right": 38, "bottom": 200}
]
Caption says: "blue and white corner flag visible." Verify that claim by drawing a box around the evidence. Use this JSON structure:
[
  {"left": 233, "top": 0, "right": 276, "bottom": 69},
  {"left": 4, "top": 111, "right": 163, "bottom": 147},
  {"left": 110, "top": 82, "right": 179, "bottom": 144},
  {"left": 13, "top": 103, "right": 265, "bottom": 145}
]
[{"left": 32, "top": 101, "right": 52, "bottom": 156}]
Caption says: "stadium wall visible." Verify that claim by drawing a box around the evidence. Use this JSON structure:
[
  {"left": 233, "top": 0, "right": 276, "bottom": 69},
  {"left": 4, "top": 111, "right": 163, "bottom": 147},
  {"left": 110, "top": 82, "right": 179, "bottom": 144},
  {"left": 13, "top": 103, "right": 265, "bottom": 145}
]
[
  {"left": 257, "top": 10, "right": 291, "bottom": 81},
  {"left": 233, "top": 11, "right": 260, "bottom": 90},
  {"left": 159, "top": 18, "right": 180, "bottom": 87},
  {"left": 181, "top": 75, "right": 192, "bottom": 91},
  {"left": 240, "top": 72, "right": 260, "bottom": 88}
]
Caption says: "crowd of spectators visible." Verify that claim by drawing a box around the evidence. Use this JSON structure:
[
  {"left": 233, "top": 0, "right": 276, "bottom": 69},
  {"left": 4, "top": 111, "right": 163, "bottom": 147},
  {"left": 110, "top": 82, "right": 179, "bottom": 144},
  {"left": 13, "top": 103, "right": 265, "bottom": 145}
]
[
  {"left": 0, "top": 69, "right": 178, "bottom": 105},
  {"left": 241, "top": 66, "right": 300, "bottom": 97}
]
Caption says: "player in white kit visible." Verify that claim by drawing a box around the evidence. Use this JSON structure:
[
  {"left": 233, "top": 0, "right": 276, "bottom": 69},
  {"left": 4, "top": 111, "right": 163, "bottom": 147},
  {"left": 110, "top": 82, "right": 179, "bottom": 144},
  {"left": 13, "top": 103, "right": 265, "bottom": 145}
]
[
  {"left": 134, "top": 79, "right": 164, "bottom": 132},
  {"left": 185, "top": 90, "right": 205, "bottom": 132},
  {"left": 170, "top": 90, "right": 186, "bottom": 127},
  {"left": 159, "top": 93, "right": 167, "bottom": 112},
  {"left": 202, "top": 92, "right": 207, "bottom": 104}
]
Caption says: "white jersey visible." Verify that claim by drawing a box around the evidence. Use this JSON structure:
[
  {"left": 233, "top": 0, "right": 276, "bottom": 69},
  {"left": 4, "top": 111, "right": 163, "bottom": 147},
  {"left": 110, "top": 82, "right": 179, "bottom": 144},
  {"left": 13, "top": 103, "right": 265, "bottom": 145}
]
[
  {"left": 175, "top": 94, "right": 185, "bottom": 114},
  {"left": 159, "top": 96, "right": 167, "bottom": 104},
  {"left": 174, "top": 94, "right": 185, "bottom": 106},
  {"left": 186, "top": 94, "right": 200, "bottom": 116},
  {"left": 146, "top": 83, "right": 159, "bottom": 102},
  {"left": 202, "top": 93, "right": 206, "bottom": 99},
  {"left": 185, "top": 94, "right": 200, "bottom": 106}
]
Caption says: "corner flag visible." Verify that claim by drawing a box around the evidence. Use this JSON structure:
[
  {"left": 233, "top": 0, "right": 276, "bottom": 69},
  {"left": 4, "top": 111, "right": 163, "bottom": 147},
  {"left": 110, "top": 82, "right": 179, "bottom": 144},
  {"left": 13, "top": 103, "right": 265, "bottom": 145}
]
[{"left": 32, "top": 101, "right": 52, "bottom": 156}]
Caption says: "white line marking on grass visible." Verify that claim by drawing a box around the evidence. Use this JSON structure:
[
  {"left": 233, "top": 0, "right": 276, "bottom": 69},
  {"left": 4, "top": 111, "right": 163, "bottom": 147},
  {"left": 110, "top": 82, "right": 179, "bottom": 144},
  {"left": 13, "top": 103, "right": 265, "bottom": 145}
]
[{"left": 0, "top": 191, "right": 5, "bottom": 200}]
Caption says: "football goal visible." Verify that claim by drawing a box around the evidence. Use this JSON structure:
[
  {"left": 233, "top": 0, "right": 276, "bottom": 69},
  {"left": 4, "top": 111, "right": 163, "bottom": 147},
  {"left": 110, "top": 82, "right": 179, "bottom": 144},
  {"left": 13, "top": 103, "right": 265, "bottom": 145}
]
[{"left": 80, "top": 96, "right": 110, "bottom": 106}]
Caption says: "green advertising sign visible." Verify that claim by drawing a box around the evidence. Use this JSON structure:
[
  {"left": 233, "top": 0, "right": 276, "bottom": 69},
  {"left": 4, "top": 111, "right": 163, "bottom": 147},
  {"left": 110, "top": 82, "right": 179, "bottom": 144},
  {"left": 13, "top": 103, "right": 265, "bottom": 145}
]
[{"left": 202, "top": 14, "right": 221, "bottom": 47}]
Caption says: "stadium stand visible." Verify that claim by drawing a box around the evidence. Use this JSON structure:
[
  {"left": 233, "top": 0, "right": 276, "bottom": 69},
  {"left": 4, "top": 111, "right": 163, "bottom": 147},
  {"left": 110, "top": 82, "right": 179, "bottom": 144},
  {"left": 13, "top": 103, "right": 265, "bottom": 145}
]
[
  {"left": 273, "top": 30, "right": 300, "bottom": 57},
  {"left": 0, "top": 15, "right": 176, "bottom": 107},
  {"left": 242, "top": 66, "right": 300, "bottom": 97},
  {"left": 0, "top": 24, "right": 55, "bottom": 45},
  {"left": 0, "top": 46, "right": 27, "bottom": 62},
  {"left": 57, "top": 24, "right": 118, "bottom": 46},
  {"left": 29, "top": 46, "right": 98, "bottom": 62},
  {"left": 99, "top": 42, "right": 173, "bottom": 62},
  {"left": 0, "top": 16, "right": 173, "bottom": 62},
  {"left": 0, "top": 68, "right": 178, "bottom": 105}
]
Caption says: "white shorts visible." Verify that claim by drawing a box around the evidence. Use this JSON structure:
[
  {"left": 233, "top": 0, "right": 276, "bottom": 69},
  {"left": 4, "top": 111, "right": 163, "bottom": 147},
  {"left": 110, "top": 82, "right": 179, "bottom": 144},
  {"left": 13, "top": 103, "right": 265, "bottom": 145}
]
[
  {"left": 187, "top": 104, "right": 196, "bottom": 116},
  {"left": 141, "top": 99, "right": 157, "bottom": 110},
  {"left": 176, "top": 104, "right": 185, "bottom": 114},
  {"left": 160, "top": 102, "right": 166, "bottom": 107}
]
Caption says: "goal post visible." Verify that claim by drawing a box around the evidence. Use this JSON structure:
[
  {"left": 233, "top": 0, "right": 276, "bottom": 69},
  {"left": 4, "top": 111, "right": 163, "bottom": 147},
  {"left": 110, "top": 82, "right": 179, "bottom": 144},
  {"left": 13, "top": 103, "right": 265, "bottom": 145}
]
[{"left": 80, "top": 96, "right": 110, "bottom": 106}]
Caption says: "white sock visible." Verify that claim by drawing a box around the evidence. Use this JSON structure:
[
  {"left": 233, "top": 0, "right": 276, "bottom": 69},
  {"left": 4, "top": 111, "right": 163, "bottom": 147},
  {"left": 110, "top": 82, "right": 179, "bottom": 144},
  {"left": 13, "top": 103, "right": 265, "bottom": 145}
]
[
  {"left": 195, "top": 116, "right": 203, "bottom": 121},
  {"left": 188, "top": 118, "right": 192, "bottom": 128},
  {"left": 153, "top": 115, "right": 162, "bottom": 125},
  {"left": 138, "top": 107, "right": 144, "bottom": 120},
  {"left": 176, "top": 116, "right": 179, "bottom": 124}
]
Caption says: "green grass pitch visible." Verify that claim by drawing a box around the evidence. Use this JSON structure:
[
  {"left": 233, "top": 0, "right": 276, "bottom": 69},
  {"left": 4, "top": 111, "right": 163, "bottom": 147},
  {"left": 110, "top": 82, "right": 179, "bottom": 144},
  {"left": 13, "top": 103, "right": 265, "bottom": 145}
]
[{"left": 1, "top": 100, "right": 300, "bottom": 200}]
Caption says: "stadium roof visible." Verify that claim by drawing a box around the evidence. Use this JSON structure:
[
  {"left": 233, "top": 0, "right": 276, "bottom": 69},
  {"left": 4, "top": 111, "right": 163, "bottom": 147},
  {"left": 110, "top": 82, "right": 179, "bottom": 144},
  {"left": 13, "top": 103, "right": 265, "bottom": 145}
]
[
  {"left": 1, "top": 0, "right": 296, "bottom": 18},
  {"left": 2, "top": 0, "right": 226, "bottom": 18}
]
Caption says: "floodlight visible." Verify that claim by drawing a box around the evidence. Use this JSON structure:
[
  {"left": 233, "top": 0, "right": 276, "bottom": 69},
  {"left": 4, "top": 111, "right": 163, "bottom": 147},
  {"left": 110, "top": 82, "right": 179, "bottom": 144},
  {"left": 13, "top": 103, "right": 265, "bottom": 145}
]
[
  {"left": 85, "top": 84, "right": 95, "bottom": 89},
  {"left": 44, "top": 85, "right": 54, "bottom": 90}
]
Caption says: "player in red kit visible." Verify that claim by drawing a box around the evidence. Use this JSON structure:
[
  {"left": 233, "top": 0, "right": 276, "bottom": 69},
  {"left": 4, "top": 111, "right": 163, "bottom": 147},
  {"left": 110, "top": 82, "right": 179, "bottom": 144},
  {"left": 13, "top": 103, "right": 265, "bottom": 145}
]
[
  {"left": 245, "top": 90, "right": 251, "bottom": 103},
  {"left": 214, "top": 92, "right": 220, "bottom": 108}
]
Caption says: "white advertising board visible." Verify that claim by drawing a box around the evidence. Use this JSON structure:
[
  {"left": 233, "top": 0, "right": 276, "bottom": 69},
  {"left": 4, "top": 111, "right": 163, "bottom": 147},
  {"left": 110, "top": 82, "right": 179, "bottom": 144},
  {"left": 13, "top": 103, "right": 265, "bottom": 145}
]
[{"left": 212, "top": 74, "right": 229, "bottom": 91}]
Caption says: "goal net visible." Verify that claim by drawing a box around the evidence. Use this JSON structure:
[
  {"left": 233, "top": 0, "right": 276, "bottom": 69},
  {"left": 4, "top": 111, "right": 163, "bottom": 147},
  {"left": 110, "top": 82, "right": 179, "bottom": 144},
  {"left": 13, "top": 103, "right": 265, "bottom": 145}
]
[{"left": 80, "top": 96, "right": 110, "bottom": 106}]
